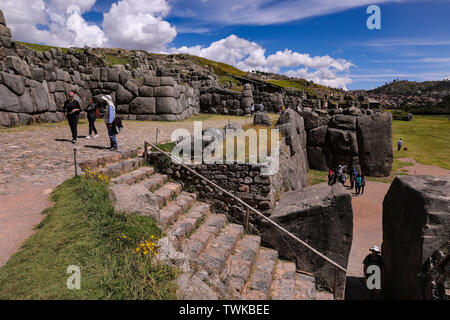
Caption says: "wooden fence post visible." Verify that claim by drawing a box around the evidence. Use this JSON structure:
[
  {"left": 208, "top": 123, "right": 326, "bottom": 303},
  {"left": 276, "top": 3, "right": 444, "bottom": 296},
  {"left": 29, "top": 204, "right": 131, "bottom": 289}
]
[{"left": 74, "top": 148, "right": 78, "bottom": 177}]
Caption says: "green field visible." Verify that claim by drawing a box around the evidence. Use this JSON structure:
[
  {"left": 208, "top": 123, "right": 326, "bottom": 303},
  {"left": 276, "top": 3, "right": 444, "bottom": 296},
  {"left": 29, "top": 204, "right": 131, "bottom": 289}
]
[
  {"left": 0, "top": 176, "right": 178, "bottom": 300},
  {"left": 392, "top": 115, "right": 449, "bottom": 170}
]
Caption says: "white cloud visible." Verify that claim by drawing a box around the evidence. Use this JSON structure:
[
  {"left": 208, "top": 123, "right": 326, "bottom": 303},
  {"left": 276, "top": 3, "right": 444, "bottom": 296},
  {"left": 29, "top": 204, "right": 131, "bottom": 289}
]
[
  {"left": 171, "top": 34, "right": 353, "bottom": 89},
  {"left": 172, "top": 0, "right": 402, "bottom": 26},
  {"left": 0, "top": 0, "right": 107, "bottom": 47},
  {"left": 102, "top": 0, "right": 177, "bottom": 52}
]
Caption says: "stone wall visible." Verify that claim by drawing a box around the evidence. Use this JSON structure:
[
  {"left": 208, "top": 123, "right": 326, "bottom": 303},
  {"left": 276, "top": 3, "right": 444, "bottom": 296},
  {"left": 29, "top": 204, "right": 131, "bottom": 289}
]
[
  {"left": 0, "top": 10, "right": 200, "bottom": 127},
  {"left": 199, "top": 84, "right": 254, "bottom": 116},
  {"left": 302, "top": 109, "right": 393, "bottom": 177}
]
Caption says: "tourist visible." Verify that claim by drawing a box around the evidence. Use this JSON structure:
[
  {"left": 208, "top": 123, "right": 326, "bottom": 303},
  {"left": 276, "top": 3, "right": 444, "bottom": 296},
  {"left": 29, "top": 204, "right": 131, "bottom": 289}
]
[
  {"left": 363, "top": 246, "right": 384, "bottom": 300},
  {"left": 328, "top": 168, "right": 334, "bottom": 185},
  {"left": 102, "top": 95, "right": 118, "bottom": 151},
  {"left": 250, "top": 104, "right": 255, "bottom": 116},
  {"left": 63, "top": 92, "right": 81, "bottom": 144},
  {"left": 397, "top": 138, "right": 403, "bottom": 151},
  {"left": 355, "top": 173, "right": 362, "bottom": 195},
  {"left": 340, "top": 173, "right": 347, "bottom": 186},
  {"left": 361, "top": 174, "right": 366, "bottom": 195},
  {"left": 350, "top": 167, "right": 357, "bottom": 190},
  {"left": 85, "top": 98, "right": 99, "bottom": 139}
]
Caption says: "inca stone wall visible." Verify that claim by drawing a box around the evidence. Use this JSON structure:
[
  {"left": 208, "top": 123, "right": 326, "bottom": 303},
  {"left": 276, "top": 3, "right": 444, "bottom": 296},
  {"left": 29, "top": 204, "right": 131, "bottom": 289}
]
[
  {"left": 301, "top": 108, "right": 393, "bottom": 177},
  {"left": 199, "top": 84, "right": 254, "bottom": 116},
  {"left": 0, "top": 9, "right": 201, "bottom": 127}
]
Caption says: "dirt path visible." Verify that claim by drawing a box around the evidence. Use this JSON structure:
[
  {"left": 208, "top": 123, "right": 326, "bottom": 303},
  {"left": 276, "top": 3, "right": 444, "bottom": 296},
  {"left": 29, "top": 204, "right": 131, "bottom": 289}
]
[
  {"left": 346, "top": 162, "right": 449, "bottom": 299},
  {"left": 0, "top": 117, "right": 250, "bottom": 267}
]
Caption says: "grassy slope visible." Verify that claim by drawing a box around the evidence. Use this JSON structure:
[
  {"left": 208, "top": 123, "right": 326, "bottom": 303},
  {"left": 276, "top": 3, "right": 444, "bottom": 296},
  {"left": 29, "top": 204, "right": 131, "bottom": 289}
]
[{"left": 0, "top": 176, "right": 178, "bottom": 300}]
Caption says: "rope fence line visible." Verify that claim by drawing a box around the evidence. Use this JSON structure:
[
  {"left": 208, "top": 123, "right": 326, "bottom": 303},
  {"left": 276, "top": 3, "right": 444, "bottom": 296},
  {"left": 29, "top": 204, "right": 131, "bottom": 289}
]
[{"left": 147, "top": 142, "right": 347, "bottom": 274}]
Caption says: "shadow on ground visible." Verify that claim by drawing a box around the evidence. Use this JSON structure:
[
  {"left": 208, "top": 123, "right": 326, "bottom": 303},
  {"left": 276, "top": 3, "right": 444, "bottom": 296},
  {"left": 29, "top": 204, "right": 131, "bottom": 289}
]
[{"left": 345, "top": 276, "right": 368, "bottom": 300}]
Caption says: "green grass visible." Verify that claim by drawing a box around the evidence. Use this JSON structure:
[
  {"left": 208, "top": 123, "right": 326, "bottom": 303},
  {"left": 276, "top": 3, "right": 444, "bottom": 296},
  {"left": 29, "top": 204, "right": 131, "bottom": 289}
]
[
  {"left": 267, "top": 79, "right": 329, "bottom": 95},
  {"left": 186, "top": 55, "right": 247, "bottom": 77},
  {"left": 392, "top": 115, "right": 450, "bottom": 170},
  {"left": 103, "top": 54, "right": 133, "bottom": 67},
  {"left": 17, "top": 42, "right": 83, "bottom": 55},
  {"left": 0, "top": 176, "right": 178, "bottom": 300},
  {"left": 307, "top": 170, "right": 329, "bottom": 186}
]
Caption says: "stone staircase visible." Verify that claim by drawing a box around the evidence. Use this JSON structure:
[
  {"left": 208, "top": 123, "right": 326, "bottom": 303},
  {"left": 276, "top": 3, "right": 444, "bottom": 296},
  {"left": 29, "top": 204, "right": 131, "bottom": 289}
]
[{"left": 80, "top": 151, "right": 334, "bottom": 300}]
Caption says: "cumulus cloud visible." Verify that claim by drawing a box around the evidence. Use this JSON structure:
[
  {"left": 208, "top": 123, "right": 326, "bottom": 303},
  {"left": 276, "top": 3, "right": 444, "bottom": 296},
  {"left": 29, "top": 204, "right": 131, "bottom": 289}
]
[
  {"left": 102, "top": 0, "right": 177, "bottom": 52},
  {"left": 0, "top": 0, "right": 106, "bottom": 47},
  {"left": 171, "top": 35, "right": 353, "bottom": 89}
]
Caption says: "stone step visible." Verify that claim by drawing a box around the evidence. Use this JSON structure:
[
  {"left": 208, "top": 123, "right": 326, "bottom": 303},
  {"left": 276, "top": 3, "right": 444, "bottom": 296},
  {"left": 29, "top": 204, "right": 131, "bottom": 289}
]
[
  {"left": 111, "top": 166, "right": 154, "bottom": 185},
  {"left": 222, "top": 235, "right": 261, "bottom": 299},
  {"left": 153, "top": 182, "right": 183, "bottom": 207},
  {"left": 140, "top": 174, "right": 168, "bottom": 191},
  {"left": 79, "top": 148, "right": 139, "bottom": 171},
  {"left": 294, "top": 272, "right": 317, "bottom": 300},
  {"left": 314, "top": 290, "right": 334, "bottom": 300},
  {"left": 182, "top": 214, "right": 228, "bottom": 262},
  {"left": 198, "top": 224, "right": 244, "bottom": 276},
  {"left": 168, "top": 202, "right": 211, "bottom": 244},
  {"left": 159, "top": 192, "right": 197, "bottom": 229},
  {"left": 270, "top": 261, "right": 296, "bottom": 300},
  {"left": 241, "top": 247, "right": 278, "bottom": 300},
  {"left": 98, "top": 158, "right": 145, "bottom": 178}
]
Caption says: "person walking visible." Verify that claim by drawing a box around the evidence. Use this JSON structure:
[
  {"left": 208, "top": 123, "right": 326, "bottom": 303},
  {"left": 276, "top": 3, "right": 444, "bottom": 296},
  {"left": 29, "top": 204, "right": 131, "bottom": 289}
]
[
  {"left": 63, "top": 92, "right": 81, "bottom": 144},
  {"left": 102, "top": 95, "right": 118, "bottom": 151},
  {"left": 397, "top": 138, "right": 403, "bottom": 151},
  {"left": 85, "top": 98, "right": 99, "bottom": 139},
  {"left": 328, "top": 168, "right": 334, "bottom": 185},
  {"left": 363, "top": 246, "right": 384, "bottom": 300},
  {"left": 350, "top": 167, "right": 357, "bottom": 190},
  {"left": 355, "top": 173, "right": 362, "bottom": 195},
  {"left": 361, "top": 174, "right": 366, "bottom": 195}
]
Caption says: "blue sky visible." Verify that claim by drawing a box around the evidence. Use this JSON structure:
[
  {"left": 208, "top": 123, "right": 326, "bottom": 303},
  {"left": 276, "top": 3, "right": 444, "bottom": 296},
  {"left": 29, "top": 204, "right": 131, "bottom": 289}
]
[{"left": 2, "top": 0, "right": 450, "bottom": 90}]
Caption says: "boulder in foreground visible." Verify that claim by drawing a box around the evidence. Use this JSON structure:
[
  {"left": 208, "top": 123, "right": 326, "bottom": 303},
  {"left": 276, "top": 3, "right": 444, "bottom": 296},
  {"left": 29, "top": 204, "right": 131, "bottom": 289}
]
[
  {"left": 260, "top": 183, "right": 353, "bottom": 299},
  {"left": 382, "top": 175, "right": 450, "bottom": 299}
]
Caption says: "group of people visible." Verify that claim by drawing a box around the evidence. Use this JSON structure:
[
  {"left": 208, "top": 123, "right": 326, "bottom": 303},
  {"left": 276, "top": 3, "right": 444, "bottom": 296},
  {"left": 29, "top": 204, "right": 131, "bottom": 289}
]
[
  {"left": 63, "top": 93, "right": 119, "bottom": 150},
  {"left": 328, "top": 164, "right": 366, "bottom": 196}
]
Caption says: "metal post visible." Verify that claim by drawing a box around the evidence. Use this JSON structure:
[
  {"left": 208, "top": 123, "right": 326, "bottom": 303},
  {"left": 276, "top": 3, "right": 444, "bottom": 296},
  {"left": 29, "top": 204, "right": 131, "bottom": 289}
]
[
  {"left": 74, "top": 148, "right": 78, "bottom": 177},
  {"left": 245, "top": 208, "right": 249, "bottom": 232},
  {"left": 333, "top": 266, "right": 338, "bottom": 300},
  {"left": 144, "top": 141, "right": 149, "bottom": 164},
  {"left": 156, "top": 128, "right": 159, "bottom": 145}
]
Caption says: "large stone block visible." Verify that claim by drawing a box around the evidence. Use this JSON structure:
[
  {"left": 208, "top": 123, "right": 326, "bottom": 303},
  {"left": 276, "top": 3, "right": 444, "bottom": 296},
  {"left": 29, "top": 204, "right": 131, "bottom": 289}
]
[
  {"left": 0, "top": 84, "right": 20, "bottom": 112},
  {"left": 1, "top": 72, "right": 25, "bottom": 96},
  {"left": 356, "top": 113, "right": 393, "bottom": 177},
  {"left": 116, "top": 84, "right": 134, "bottom": 105},
  {"left": 156, "top": 97, "right": 177, "bottom": 114},
  {"left": 261, "top": 183, "right": 353, "bottom": 299},
  {"left": 129, "top": 97, "right": 156, "bottom": 115},
  {"left": 0, "top": 24, "right": 11, "bottom": 38},
  {"left": 327, "top": 128, "right": 358, "bottom": 156},
  {"left": 308, "top": 125, "right": 328, "bottom": 146},
  {"left": 154, "top": 86, "right": 175, "bottom": 97},
  {"left": 159, "top": 76, "right": 175, "bottom": 86},
  {"left": 138, "top": 85, "right": 154, "bottom": 97},
  {"left": 382, "top": 175, "right": 450, "bottom": 300},
  {"left": 0, "top": 10, "right": 6, "bottom": 26},
  {"left": 4, "top": 56, "right": 31, "bottom": 78},
  {"left": 144, "top": 76, "right": 159, "bottom": 87}
]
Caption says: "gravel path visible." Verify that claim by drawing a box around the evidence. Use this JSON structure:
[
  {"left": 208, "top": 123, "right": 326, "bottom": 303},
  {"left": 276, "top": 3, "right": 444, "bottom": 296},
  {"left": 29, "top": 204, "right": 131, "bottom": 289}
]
[{"left": 0, "top": 117, "right": 249, "bottom": 267}]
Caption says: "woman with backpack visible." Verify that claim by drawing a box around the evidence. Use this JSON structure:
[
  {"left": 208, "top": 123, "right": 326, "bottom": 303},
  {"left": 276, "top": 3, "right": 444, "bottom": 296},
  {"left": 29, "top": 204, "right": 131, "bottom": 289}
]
[
  {"left": 85, "top": 98, "right": 99, "bottom": 139},
  {"left": 355, "top": 174, "right": 362, "bottom": 196},
  {"left": 102, "top": 95, "right": 118, "bottom": 151}
]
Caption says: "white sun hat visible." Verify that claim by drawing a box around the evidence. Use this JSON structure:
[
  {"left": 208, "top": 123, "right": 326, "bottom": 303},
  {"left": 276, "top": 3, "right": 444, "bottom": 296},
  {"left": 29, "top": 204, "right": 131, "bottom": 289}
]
[
  {"left": 102, "top": 95, "right": 114, "bottom": 106},
  {"left": 370, "top": 245, "right": 380, "bottom": 253}
]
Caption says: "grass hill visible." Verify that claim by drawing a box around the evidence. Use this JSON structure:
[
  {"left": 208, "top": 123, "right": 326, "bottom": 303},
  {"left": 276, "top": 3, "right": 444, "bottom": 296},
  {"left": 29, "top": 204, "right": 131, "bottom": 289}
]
[{"left": 370, "top": 79, "right": 450, "bottom": 95}]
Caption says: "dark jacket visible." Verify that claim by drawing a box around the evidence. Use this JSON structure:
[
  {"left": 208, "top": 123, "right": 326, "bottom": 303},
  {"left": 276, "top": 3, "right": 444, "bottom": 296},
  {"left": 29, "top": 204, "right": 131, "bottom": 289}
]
[
  {"left": 63, "top": 100, "right": 81, "bottom": 117},
  {"left": 86, "top": 102, "right": 97, "bottom": 119}
]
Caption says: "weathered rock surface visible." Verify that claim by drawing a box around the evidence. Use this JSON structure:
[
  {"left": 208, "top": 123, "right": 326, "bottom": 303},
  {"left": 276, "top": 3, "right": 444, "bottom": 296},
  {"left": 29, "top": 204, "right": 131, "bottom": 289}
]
[
  {"left": 253, "top": 111, "right": 272, "bottom": 126},
  {"left": 382, "top": 175, "right": 450, "bottom": 300},
  {"left": 260, "top": 183, "right": 353, "bottom": 299},
  {"left": 108, "top": 183, "right": 159, "bottom": 217}
]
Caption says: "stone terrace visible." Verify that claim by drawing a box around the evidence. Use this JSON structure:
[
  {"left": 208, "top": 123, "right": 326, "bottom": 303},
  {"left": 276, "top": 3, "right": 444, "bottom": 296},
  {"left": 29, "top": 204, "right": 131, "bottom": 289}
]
[{"left": 0, "top": 116, "right": 250, "bottom": 195}]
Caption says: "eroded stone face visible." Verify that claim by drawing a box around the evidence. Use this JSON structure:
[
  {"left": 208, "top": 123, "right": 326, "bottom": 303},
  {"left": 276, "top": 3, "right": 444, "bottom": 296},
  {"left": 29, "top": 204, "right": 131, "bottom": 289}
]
[{"left": 382, "top": 175, "right": 450, "bottom": 300}]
